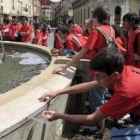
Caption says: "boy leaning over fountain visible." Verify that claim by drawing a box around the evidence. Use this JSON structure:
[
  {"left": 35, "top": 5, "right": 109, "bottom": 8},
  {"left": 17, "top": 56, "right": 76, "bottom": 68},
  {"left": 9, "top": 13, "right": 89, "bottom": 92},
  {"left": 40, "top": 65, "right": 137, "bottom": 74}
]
[{"left": 38, "top": 46, "right": 140, "bottom": 139}]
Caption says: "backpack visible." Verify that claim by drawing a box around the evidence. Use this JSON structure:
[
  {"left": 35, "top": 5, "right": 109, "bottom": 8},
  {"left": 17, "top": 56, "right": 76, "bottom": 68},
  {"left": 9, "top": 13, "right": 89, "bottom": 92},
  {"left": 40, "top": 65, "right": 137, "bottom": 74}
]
[
  {"left": 96, "top": 26, "right": 119, "bottom": 49},
  {"left": 133, "top": 32, "right": 140, "bottom": 54}
]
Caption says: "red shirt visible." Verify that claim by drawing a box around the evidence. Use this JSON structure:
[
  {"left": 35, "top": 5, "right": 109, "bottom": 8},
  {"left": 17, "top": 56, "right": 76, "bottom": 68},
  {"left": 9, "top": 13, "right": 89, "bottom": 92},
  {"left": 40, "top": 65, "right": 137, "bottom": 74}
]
[
  {"left": 84, "top": 25, "right": 115, "bottom": 77},
  {"left": 125, "top": 30, "right": 140, "bottom": 68},
  {"left": 71, "top": 24, "right": 83, "bottom": 35},
  {"left": 66, "top": 34, "right": 87, "bottom": 52},
  {"left": 1, "top": 24, "right": 10, "bottom": 37},
  {"left": 83, "top": 29, "right": 90, "bottom": 37},
  {"left": 16, "top": 23, "right": 23, "bottom": 32},
  {"left": 21, "top": 25, "right": 32, "bottom": 41},
  {"left": 34, "top": 30, "right": 42, "bottom": 45},
  {"left": 42, "top": 30, "right": 49, "bottom": 46},
  {"left": 54, "top": 29, "right": 64, "bottom": 49},
  {"left": 84, "top": 25, "right": 116, "bottom": 59},
  {"left": 84, "top": 25, "right": 126, "bottom": 77},
  {"left": 100, "top": 66, "right": 140, "bottom": 119},
  {"left": 9, "top": 24, "right": 16, "bottom": 40},
  {"left": 115, "top": 37, "right": 126, "bottom": 56}
]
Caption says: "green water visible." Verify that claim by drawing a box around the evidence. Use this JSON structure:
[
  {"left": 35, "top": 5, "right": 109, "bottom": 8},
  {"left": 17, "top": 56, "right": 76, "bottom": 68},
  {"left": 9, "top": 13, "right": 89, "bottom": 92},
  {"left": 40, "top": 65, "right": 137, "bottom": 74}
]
[{"left": 0, "top": 50, "right": 50, "bottom": 94}]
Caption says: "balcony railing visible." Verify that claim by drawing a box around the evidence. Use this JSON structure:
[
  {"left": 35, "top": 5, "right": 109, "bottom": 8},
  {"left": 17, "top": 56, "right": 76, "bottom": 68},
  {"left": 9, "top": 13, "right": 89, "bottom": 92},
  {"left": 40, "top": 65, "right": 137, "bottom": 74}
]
[
  {"left": 72, "top": 0, "right": 87, "bottom": 8},
  {"left": 20, "top": 7, "right": 28, "bottom": 12}
]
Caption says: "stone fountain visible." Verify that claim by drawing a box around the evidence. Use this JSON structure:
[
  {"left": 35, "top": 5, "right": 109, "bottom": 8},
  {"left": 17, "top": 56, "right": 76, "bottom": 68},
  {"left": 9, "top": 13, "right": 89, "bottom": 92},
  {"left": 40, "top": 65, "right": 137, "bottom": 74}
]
[{"left": 0, "top": 40, "right": 89, "bottom": 140}]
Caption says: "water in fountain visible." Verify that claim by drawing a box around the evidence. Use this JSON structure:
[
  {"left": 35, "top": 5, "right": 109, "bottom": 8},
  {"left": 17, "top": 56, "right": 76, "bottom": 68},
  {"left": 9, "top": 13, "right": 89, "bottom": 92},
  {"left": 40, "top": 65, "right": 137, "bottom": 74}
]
[{"left": 0, "top": 49, "right": 50, "bottom": 94}]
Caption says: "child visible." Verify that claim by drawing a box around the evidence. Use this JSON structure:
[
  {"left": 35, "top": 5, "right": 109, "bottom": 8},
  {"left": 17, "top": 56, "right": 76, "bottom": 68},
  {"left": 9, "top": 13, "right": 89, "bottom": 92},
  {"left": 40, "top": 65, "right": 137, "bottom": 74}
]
[
  {"left": 41, "top": 23, "right": 49, "bottom": 47},
  {"left": 33, "top": 23, "right": 42, "bottom": 45},
  {"left": 39, "top": 46, "right": 140, "bottom": 139}
]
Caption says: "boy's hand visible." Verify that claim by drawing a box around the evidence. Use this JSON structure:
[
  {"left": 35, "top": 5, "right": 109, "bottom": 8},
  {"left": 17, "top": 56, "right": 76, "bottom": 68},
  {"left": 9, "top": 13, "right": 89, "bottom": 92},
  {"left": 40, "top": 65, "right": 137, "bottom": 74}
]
[
  {"left": 52, "top": 66, "right": 66, "bottom": 74},
  {"left": 42, "top": 111, "right": 59, "bottom": 121},
  {"left": 38, "top": 91, "right": 57, "bottom": 103},
  {"left": 50, "top": 48, "right": 59, "bottom": 55}
]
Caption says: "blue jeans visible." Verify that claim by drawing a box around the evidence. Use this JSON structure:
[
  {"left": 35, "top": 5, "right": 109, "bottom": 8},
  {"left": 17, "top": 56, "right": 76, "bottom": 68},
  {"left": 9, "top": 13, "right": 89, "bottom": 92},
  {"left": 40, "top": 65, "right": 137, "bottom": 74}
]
[
  {"left": 111, "top": 125, "right": 140, "bottom": 140},
  {"left": 64, "top": 49, "right": 76, "bottom": 56},
  {"left": 88, "top": 87, "right": 106, "bottom": 112}
]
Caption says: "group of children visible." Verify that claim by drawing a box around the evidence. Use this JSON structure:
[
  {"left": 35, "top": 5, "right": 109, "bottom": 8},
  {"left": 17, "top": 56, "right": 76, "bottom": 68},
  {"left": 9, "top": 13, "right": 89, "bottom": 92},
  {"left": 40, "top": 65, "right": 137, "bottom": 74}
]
[
  {"left": 1, "top": 5, "right": 140, "bottom": 139},
  {"left": 0, "top": 17, "right": 50, "bottom": 47},
  {"left": 38, "top": 5, "right": 140, "bottom": 139}
]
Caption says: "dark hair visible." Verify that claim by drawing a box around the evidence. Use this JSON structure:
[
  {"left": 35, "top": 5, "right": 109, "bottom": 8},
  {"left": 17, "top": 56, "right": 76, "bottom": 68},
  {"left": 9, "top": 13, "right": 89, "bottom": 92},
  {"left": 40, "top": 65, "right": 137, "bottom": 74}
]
[
  {"left": 58, "top": 26, "right": 70, "bottom": 34},
  {"left": 23, "top": 17, "right": 29, "bottom": 21},
  {"left": 122, "top": 12, "right": 140, "bottom": 30},
  {"left": 92, "top": 6, "right": 111, "bottom": 25},
  {"left": 111, "top": 24, "right": 123, "bottom": 39},
  {"left": 41, "top": 23, "right": 47, "bottom": 34},
  {"left": 3, "top": 19, "right": 9, "bottom": 24},
  {"left": 90, "top": 47, "right": 124, "bottom": 75},
  {"left": 67, "top": 19, "right": 75, "bottom": 25},
  {"left": 34, "top": 23, "right": 40, "bottom": 31}
]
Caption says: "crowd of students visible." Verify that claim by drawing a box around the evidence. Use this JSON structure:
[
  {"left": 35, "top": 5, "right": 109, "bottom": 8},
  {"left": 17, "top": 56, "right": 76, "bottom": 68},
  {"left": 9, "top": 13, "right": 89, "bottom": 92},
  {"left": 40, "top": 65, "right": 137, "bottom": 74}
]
[
  {"left": 0, "top": 17, "right": 50, "bottom": 47},
  {"left": 38, "top": 6, "right": 140, "bottom": 139},
  {"left": 1, "top": 6, "right": 140, "bottom": 139}
]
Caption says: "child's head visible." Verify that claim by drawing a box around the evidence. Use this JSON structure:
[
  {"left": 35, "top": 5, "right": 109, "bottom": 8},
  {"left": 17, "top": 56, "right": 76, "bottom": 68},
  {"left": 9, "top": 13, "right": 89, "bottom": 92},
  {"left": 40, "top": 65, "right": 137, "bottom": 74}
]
[
  {"left": 58, "top": 26, "right": 70, "bottom": 39},
  {"left": 92, "top": 6, "right": 111, "bottom": 25},
  {"left": 90, "top": 47, "right": 124, "bottom": 86},
  {"left": 33, "top": 23, "right": 41, "bottom": 31},
  {"left": 67, "top": 19, "right": 75, "bottom": 26},
  {"left": 122, "top": 12, "right": 140, "bottom": 30}
]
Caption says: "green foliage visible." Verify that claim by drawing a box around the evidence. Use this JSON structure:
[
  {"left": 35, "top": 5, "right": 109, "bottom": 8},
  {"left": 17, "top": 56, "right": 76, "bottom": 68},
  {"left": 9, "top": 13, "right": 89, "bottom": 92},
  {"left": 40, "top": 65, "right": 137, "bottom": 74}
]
[{"left": 40, "top": 14, "right": 48, "bottom": 23}]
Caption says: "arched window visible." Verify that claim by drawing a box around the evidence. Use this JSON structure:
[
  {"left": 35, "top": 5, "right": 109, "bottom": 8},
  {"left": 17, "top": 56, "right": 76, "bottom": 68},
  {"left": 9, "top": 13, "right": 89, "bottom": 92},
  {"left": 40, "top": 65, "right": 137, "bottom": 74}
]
[{"left": 115, "top": 6, "right": 121, "bottom": 25}]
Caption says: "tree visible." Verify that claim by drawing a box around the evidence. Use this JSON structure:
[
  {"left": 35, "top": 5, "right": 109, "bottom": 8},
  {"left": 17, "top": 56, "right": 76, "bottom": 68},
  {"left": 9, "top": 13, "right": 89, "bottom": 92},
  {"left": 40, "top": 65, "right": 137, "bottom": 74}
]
[{"left": 40, "top": 14, "right": 48, "bottom": 23}]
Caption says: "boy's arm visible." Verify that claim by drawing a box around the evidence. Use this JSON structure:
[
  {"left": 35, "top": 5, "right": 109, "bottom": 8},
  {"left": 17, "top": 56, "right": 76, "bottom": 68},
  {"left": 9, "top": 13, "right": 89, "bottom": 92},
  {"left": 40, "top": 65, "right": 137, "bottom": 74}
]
[
  {"left": 38, "top": 81, "right": 101, "bottom": 102},
  {"left": 42, "top": 109, "right": 106, "bottom": 125},
  {"left": 53, "top": 47, "right": 89, "bottom": 74}
]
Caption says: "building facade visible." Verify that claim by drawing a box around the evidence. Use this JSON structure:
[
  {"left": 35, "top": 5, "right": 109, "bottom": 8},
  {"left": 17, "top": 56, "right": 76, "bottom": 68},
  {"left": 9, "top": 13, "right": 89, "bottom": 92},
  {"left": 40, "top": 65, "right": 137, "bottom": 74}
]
[
  {"left": 51, "top": 0, "right": 74, "bottom": 24},
  {"left": 0, "top": 0, "right": 34, "bottom": 21},
  {"left": 41, "top": 5, "right": 52, "bottom": 21},
  {"left": 33, "top": 0, "right": 41, "bottom": 21},
  {"left": 72, "top": 0, "right": 140, "bottom": 27},
  {"left": 72, "top": 0, "right": 92, "bottom": 28}
]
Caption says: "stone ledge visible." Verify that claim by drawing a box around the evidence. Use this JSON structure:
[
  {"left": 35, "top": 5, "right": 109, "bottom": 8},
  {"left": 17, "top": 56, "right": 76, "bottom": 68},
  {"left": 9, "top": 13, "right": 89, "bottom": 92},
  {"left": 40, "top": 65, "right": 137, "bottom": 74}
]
[{"left": 0, "top": 42, "right": 76, "bottom": 139}]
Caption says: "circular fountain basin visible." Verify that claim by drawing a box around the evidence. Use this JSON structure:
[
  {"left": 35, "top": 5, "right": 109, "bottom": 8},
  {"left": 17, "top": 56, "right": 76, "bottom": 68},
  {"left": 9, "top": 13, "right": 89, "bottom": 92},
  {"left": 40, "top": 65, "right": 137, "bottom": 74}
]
[
  {"left": 0, "top": 41, "right": 76, "bottom": 140},
  {"left": 0, "top": 46, "right": 50, "bottom": 94}
]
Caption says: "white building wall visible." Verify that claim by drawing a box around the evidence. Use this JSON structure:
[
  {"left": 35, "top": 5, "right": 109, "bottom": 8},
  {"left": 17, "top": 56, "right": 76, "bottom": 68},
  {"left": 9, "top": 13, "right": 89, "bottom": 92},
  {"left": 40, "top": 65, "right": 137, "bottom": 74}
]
[
  {"left": 73, "top": 0, "right": 132, "bottom": 26},
  {"left": 2, "top": 0, "right": 33, "bottom": 19},
  {"left": 41, "top": 6, "right": 52, "bottom": 20}
]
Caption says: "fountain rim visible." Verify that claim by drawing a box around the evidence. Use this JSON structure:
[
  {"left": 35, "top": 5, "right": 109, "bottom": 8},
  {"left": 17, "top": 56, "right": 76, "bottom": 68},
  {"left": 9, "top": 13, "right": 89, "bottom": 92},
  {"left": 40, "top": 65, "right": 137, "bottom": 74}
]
[{"left": 0, "top": 41, "right": 76, "bottom": 138}]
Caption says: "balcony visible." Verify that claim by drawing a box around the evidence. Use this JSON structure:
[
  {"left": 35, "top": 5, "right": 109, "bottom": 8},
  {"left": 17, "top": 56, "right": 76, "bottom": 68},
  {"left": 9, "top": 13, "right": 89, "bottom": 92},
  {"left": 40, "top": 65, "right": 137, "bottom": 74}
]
[
  {"left": 21, "top": 7, "right": 28, "bottom": 12},
  {"left": 16, "top": 7, "right": 29, "bottom": 16},
  {"left": 72, "top": 0, "right": 87, "bottom": 8}
]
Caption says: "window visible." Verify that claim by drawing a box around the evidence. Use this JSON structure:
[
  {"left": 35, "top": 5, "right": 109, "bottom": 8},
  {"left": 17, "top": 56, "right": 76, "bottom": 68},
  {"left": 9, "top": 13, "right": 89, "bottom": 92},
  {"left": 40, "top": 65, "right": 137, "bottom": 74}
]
[
  {"left": 84, "top": 9, "right": 86, "bottom": 23},
  {"left": 34, "top": 5, "right": 37, "bottom": 13},
  {"left": 88, "top": 7, "right": 90, "bottom": 18},
  {"left": 12, "top": 0, "right": 15, "bottom": 10}
]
